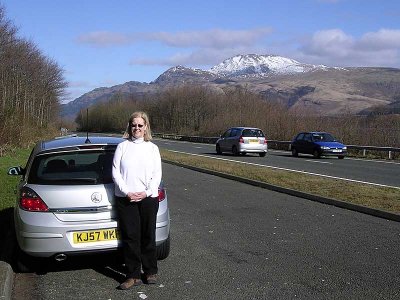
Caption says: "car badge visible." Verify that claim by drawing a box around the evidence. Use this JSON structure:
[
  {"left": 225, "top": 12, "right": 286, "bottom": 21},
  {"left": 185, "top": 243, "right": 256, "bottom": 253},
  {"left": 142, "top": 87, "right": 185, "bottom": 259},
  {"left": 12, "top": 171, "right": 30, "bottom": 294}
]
[{"left": 91, "top": 192, "right": 102, "bottom": 203}]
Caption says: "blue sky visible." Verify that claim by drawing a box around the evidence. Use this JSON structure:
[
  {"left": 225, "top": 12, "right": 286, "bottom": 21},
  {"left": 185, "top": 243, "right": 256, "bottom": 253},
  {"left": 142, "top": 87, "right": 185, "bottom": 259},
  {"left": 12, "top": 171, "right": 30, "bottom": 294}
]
[{"left": 2, "top": 0, "right": 400, "bottom": 103}]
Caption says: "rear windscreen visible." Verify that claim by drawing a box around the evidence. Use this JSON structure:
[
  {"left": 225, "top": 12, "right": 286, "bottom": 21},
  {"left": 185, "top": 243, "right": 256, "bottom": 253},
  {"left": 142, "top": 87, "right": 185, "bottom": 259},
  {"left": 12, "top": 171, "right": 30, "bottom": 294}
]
[
  {"left": 312, "top": 133, "right": 335, "bottom": 142},
  {"left": 242, "top": 129, "right": 265, "bottom": 137},
  {"left": 28, "top": 150, "right": 115, "bottom": 185}
]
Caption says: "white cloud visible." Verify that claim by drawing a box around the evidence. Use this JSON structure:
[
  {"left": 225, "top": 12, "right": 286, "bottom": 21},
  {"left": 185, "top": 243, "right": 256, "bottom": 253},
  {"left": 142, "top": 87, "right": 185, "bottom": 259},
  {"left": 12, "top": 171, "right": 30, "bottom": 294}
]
[
  {"left": 76, "top": 31, "right": 134, "bottom": 46},
  {"left": 77, "top": 27, "right": 400, "bottom": 69},
  {"left": 298, "top": 28, "right": 400, "bottom": 67},
  {"left": 131, "top": 46, "right": 266, "bottom": 68},
  {"left": 301, "top": 29, "right": 354, "bottom": 57},
  {"left": 76, "top": 28, "right": 272, "bottom": 49},
  {"left": 359, "top": 29, "right": 400, "bottom": 50},
  {"left": 147, "top": 28, "right": 272, "bottom": 48}
]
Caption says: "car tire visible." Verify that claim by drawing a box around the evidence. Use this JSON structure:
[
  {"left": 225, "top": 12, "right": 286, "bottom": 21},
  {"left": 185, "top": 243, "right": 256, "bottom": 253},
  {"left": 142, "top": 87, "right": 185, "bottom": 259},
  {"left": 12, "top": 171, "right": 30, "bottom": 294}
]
[
  {"left": 338, "top": 156, "right": 345, "bottom": 159},
  {"left": 291, "top": 148, "right": 298, "bottom": 157},
  {"left": 216, "top": 144, "right": 222, "bottom": 155},
  {"left": 157, "top": 235, "right": 170, "bottom": 260},
  {"left": 232, "top": 146, "right": 239, "bottom": 156},
  {"left": 313, "top": 149, "right": 321, "bottom": 158},
  {"left": 259, "top": 152, "right": 266, "bottom": 157}
]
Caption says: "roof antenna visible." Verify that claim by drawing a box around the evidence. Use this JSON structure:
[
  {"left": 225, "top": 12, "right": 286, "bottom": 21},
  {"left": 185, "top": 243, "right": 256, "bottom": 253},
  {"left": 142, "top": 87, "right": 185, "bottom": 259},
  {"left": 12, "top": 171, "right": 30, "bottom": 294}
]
[{"left": 85, "top": 108, "right": 91, "bottom": 144}]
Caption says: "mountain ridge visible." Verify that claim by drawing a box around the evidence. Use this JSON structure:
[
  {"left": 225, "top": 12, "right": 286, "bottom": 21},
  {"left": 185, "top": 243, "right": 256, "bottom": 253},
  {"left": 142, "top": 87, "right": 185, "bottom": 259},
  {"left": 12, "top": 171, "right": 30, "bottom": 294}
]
[{"left": 61, "top": 54, "right": 400, "bottom": 119}]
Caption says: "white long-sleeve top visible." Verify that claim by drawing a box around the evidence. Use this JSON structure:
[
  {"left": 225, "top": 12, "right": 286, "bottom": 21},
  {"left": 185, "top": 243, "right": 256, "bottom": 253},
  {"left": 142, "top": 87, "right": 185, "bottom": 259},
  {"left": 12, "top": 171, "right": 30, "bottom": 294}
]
[{"left": 112, "top": 138, "right": 162, "bottom": 198}]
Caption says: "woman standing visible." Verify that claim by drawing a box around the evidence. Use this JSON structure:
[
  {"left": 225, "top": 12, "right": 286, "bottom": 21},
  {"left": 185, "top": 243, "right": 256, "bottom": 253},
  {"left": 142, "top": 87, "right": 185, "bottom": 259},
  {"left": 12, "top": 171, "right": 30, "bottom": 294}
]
[{"left": 112, "top": 111, "right": 162, "bottom": 289}]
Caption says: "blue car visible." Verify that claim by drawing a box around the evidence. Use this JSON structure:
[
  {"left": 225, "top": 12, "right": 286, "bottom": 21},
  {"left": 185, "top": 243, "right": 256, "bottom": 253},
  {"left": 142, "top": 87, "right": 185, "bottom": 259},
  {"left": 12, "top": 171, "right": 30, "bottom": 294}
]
[{"left": 290, "top": 132, "right": 347, "bottom": 159}]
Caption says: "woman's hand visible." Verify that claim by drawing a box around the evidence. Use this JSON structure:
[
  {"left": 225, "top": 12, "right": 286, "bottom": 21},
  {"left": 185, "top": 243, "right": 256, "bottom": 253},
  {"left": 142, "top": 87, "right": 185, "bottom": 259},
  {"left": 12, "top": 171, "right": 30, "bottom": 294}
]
[{"left": 127, "top": 191, "right": 147, "bottom": 202}]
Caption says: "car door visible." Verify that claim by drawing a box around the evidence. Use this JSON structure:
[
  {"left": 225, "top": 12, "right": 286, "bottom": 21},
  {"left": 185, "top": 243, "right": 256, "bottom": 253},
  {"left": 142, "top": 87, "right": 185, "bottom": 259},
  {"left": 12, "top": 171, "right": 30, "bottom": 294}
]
[
  {"left": 225, "top": 128, "right": 239, "bottom": 151},
  {"left": 293, "top": 133, "right": 305, "bottom": 153},
  {"left": 219, "top": 129, "right": 232, "bottom": 151},
  {"left": 303, "top": 133, "right": 314, "bottom": 154}
]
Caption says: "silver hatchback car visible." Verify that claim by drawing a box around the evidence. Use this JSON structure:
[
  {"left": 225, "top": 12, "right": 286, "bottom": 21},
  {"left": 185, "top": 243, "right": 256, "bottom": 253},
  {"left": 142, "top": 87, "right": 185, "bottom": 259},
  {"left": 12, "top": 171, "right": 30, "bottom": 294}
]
[
  {"left": 216, "top": 127, "right": 268, "bottom": 157},
  {"left": 8, "top": 136, "right": 170, "bottom": 272}
]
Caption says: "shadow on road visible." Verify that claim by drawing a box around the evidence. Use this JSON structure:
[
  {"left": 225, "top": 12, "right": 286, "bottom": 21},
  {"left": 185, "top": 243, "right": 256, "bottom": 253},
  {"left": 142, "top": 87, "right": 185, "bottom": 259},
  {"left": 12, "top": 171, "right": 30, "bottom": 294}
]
[
  {"left": 0, "top": 207, "right": 15, "bottom": 265},
  {"left": 0, "top": 207, "right": 126, "bottom": 282},
  {"left": 40, "top": 252, "right": 127, "bottom": 283},
  {"left": 16, "top": 251, "right": 128, "bottom": 282}
]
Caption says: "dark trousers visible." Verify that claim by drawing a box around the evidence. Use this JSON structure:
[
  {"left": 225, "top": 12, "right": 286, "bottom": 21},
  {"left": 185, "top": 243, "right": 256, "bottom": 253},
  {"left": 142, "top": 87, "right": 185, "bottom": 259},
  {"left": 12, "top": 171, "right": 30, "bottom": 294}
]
[{"left": 116, "top": 196, "right": 159, "bottom": 279}]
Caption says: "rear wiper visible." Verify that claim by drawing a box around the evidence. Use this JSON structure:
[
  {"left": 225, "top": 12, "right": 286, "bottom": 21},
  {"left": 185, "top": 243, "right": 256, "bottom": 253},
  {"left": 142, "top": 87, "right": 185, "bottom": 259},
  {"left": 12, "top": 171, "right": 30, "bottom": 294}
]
[{"left": 45, "top": 178, "right": 98, "bottom": 184}]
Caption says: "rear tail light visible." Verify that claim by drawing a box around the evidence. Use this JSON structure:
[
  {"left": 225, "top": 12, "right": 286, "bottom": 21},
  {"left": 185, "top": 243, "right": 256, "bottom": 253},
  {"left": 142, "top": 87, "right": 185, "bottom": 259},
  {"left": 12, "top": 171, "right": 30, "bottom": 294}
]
[
  {"left": 20, "top": 187, "right": 49, "bottom": 212},
  {"left": 239, "top": 136, "right": 244, "bottom": 143},
  {"left": 263, "top": 139, "right": 268, "bottom": 144},
  {"left": 158, "top": 186, "right": 166, "bottom": 202}
]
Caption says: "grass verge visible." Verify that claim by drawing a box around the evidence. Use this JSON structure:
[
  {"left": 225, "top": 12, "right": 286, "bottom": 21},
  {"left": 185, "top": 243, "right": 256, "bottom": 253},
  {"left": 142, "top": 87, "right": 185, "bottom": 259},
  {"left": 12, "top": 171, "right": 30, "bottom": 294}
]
[
  {"left": 160, "top": 149, "right": 400, "bottom": 214},
  {"left": 0, "top": 148, "right": 31, "bottom": 210}
]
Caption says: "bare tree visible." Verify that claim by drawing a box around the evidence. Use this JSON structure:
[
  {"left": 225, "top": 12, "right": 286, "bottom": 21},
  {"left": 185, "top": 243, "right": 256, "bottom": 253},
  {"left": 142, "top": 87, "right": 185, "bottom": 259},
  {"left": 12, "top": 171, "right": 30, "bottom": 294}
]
[{"left": 0, "top": 5, "right": 67, "bottom": 152}]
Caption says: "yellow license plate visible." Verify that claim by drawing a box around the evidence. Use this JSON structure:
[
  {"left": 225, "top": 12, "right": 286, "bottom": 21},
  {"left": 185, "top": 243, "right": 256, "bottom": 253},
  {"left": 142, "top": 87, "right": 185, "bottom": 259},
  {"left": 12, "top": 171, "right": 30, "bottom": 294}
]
[
  {"left": 249, "top": 139, "right": 259, "bottom": 143},
  {"left": 73, "top": 228, "right": 120, "bottom": 244}
]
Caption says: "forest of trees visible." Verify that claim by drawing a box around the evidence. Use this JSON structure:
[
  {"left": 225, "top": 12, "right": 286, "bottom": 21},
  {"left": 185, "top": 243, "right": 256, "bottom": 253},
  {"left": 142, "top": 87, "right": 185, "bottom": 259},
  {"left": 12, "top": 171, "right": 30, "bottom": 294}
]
[
  {"left": 0, "top": 6, "right": 66, "bottom": 155},
  {"left": 75, "top": 85, "right": 400, "bottom": 148}
]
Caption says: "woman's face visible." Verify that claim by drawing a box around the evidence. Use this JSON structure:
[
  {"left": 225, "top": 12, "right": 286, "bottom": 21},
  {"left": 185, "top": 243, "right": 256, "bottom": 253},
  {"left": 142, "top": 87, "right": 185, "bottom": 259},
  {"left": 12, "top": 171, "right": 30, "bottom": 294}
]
[{"left": 131, "top": 117, "right": 147, "bottom": 139}]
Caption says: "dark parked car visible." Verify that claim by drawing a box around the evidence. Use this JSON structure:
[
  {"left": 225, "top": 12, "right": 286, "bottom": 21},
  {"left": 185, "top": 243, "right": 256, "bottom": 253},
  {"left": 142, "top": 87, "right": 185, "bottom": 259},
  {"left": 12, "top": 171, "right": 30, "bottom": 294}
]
[
  {"left": 290, "top": 132, "right": 347, "bottom": 159},
  {"left": 216, "top": 127, "right": 268, "bottom": 157}
]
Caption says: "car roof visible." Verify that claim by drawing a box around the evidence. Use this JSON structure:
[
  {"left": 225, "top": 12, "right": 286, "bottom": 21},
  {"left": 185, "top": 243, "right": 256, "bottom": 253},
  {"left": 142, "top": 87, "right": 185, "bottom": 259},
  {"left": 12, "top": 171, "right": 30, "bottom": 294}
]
[
  {"left": 299, "top": 131, "right": 329, "bottom": 134},
  {"left": 39, "top": 136, "right": 125, "bottom": 152},
  {"left": 231, "top": 127, "right": 262, "bottom": 130}
]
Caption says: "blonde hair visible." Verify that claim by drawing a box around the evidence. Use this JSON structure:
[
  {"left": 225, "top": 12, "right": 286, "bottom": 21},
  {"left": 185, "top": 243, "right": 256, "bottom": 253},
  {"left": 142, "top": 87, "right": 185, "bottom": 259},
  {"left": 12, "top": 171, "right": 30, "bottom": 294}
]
[{"left": 123, "top": 111, "right": 153, "bottom": 141}]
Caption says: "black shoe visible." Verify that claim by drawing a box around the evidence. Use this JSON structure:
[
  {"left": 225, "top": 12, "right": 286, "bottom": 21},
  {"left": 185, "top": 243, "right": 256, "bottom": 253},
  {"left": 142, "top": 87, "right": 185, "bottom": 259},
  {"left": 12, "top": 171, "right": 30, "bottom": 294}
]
[
  {"left": 118, "top": 278, "right": 142, "bottom": 290},
  {"left": 146, "top": 274, "right": 157, "bottom": 284}
]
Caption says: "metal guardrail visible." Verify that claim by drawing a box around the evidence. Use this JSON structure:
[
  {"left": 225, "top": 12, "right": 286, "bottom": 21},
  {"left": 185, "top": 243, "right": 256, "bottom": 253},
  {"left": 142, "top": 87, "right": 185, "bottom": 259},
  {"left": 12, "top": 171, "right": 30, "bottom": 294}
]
[{"left": 154, "top": 133, "right": 400, "bottom": 160}]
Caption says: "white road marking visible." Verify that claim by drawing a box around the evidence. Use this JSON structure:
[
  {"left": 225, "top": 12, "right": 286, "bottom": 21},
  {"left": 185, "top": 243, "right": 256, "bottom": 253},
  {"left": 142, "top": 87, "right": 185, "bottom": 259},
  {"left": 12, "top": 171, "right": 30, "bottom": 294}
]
[
  {"left": 305, "top": 160, "right": 333, "bottom": 164},
  {"left": 155, "top": 138, "right": 400, "bottom": 165},
  {"left": 167, "top": 150, "right": 400, "bottom": 190},
  {"left": 346, "top": 157, "right": 400, "bottom": 165}
]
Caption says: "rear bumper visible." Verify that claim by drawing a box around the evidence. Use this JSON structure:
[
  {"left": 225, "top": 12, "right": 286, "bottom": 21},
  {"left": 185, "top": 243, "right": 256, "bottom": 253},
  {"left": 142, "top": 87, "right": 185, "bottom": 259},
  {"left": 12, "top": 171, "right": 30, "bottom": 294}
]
[
  {"left": 15, "top": 206, "right": 170, "bottom": 258},
  {"left": 321, "top": 150, "right": 347, "bottom": 156},
  {"left": 239, "top": 144, "right": 268, "bottom": 153}
]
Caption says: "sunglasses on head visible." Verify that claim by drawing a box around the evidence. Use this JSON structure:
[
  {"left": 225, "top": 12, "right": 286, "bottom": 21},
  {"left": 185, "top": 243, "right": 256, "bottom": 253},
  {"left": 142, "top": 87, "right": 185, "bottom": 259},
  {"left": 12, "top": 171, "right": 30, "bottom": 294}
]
[{"left": 131, "top": 123, "right": 144, "bottom": 128}]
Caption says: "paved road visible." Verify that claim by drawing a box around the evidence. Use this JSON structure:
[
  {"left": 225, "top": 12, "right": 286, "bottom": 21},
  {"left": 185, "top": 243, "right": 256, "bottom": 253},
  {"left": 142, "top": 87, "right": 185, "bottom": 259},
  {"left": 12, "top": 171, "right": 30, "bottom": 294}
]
[
  {"left": 154, "top": 138, "right": 400, "bottom": 188},
  {"left": 12, "top": 163, "right": 400, "bottom": 299}
]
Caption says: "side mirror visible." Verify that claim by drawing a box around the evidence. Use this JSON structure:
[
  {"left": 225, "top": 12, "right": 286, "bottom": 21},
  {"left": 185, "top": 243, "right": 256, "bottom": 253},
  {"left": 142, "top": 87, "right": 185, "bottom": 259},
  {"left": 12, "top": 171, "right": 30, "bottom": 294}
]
[{"left": 7, "top": 166, "right": 25, "bottom": 176}]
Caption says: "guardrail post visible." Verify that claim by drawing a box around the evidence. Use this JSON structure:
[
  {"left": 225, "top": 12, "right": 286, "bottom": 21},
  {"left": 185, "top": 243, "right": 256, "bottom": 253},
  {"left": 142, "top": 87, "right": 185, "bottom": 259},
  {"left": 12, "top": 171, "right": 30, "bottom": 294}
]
[
  {"left": 389, "top": 151, "right": 392, "bottom": 160},
  {"left": 363, "top": 149, "right": 366, "bottom": 156}
]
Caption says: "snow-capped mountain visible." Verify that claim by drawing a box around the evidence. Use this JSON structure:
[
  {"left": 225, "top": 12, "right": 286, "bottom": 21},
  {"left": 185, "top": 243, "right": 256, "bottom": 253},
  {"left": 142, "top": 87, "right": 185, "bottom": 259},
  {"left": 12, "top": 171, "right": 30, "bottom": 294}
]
[
  {"left": 210, "top": 54, "right": 329, "bottom": 77},
  {"left": 61, "top": 53, "right": 400, "bottom": 119},
  {"left": 153, "top": 54, "right": 332, "bottom": 85}
]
